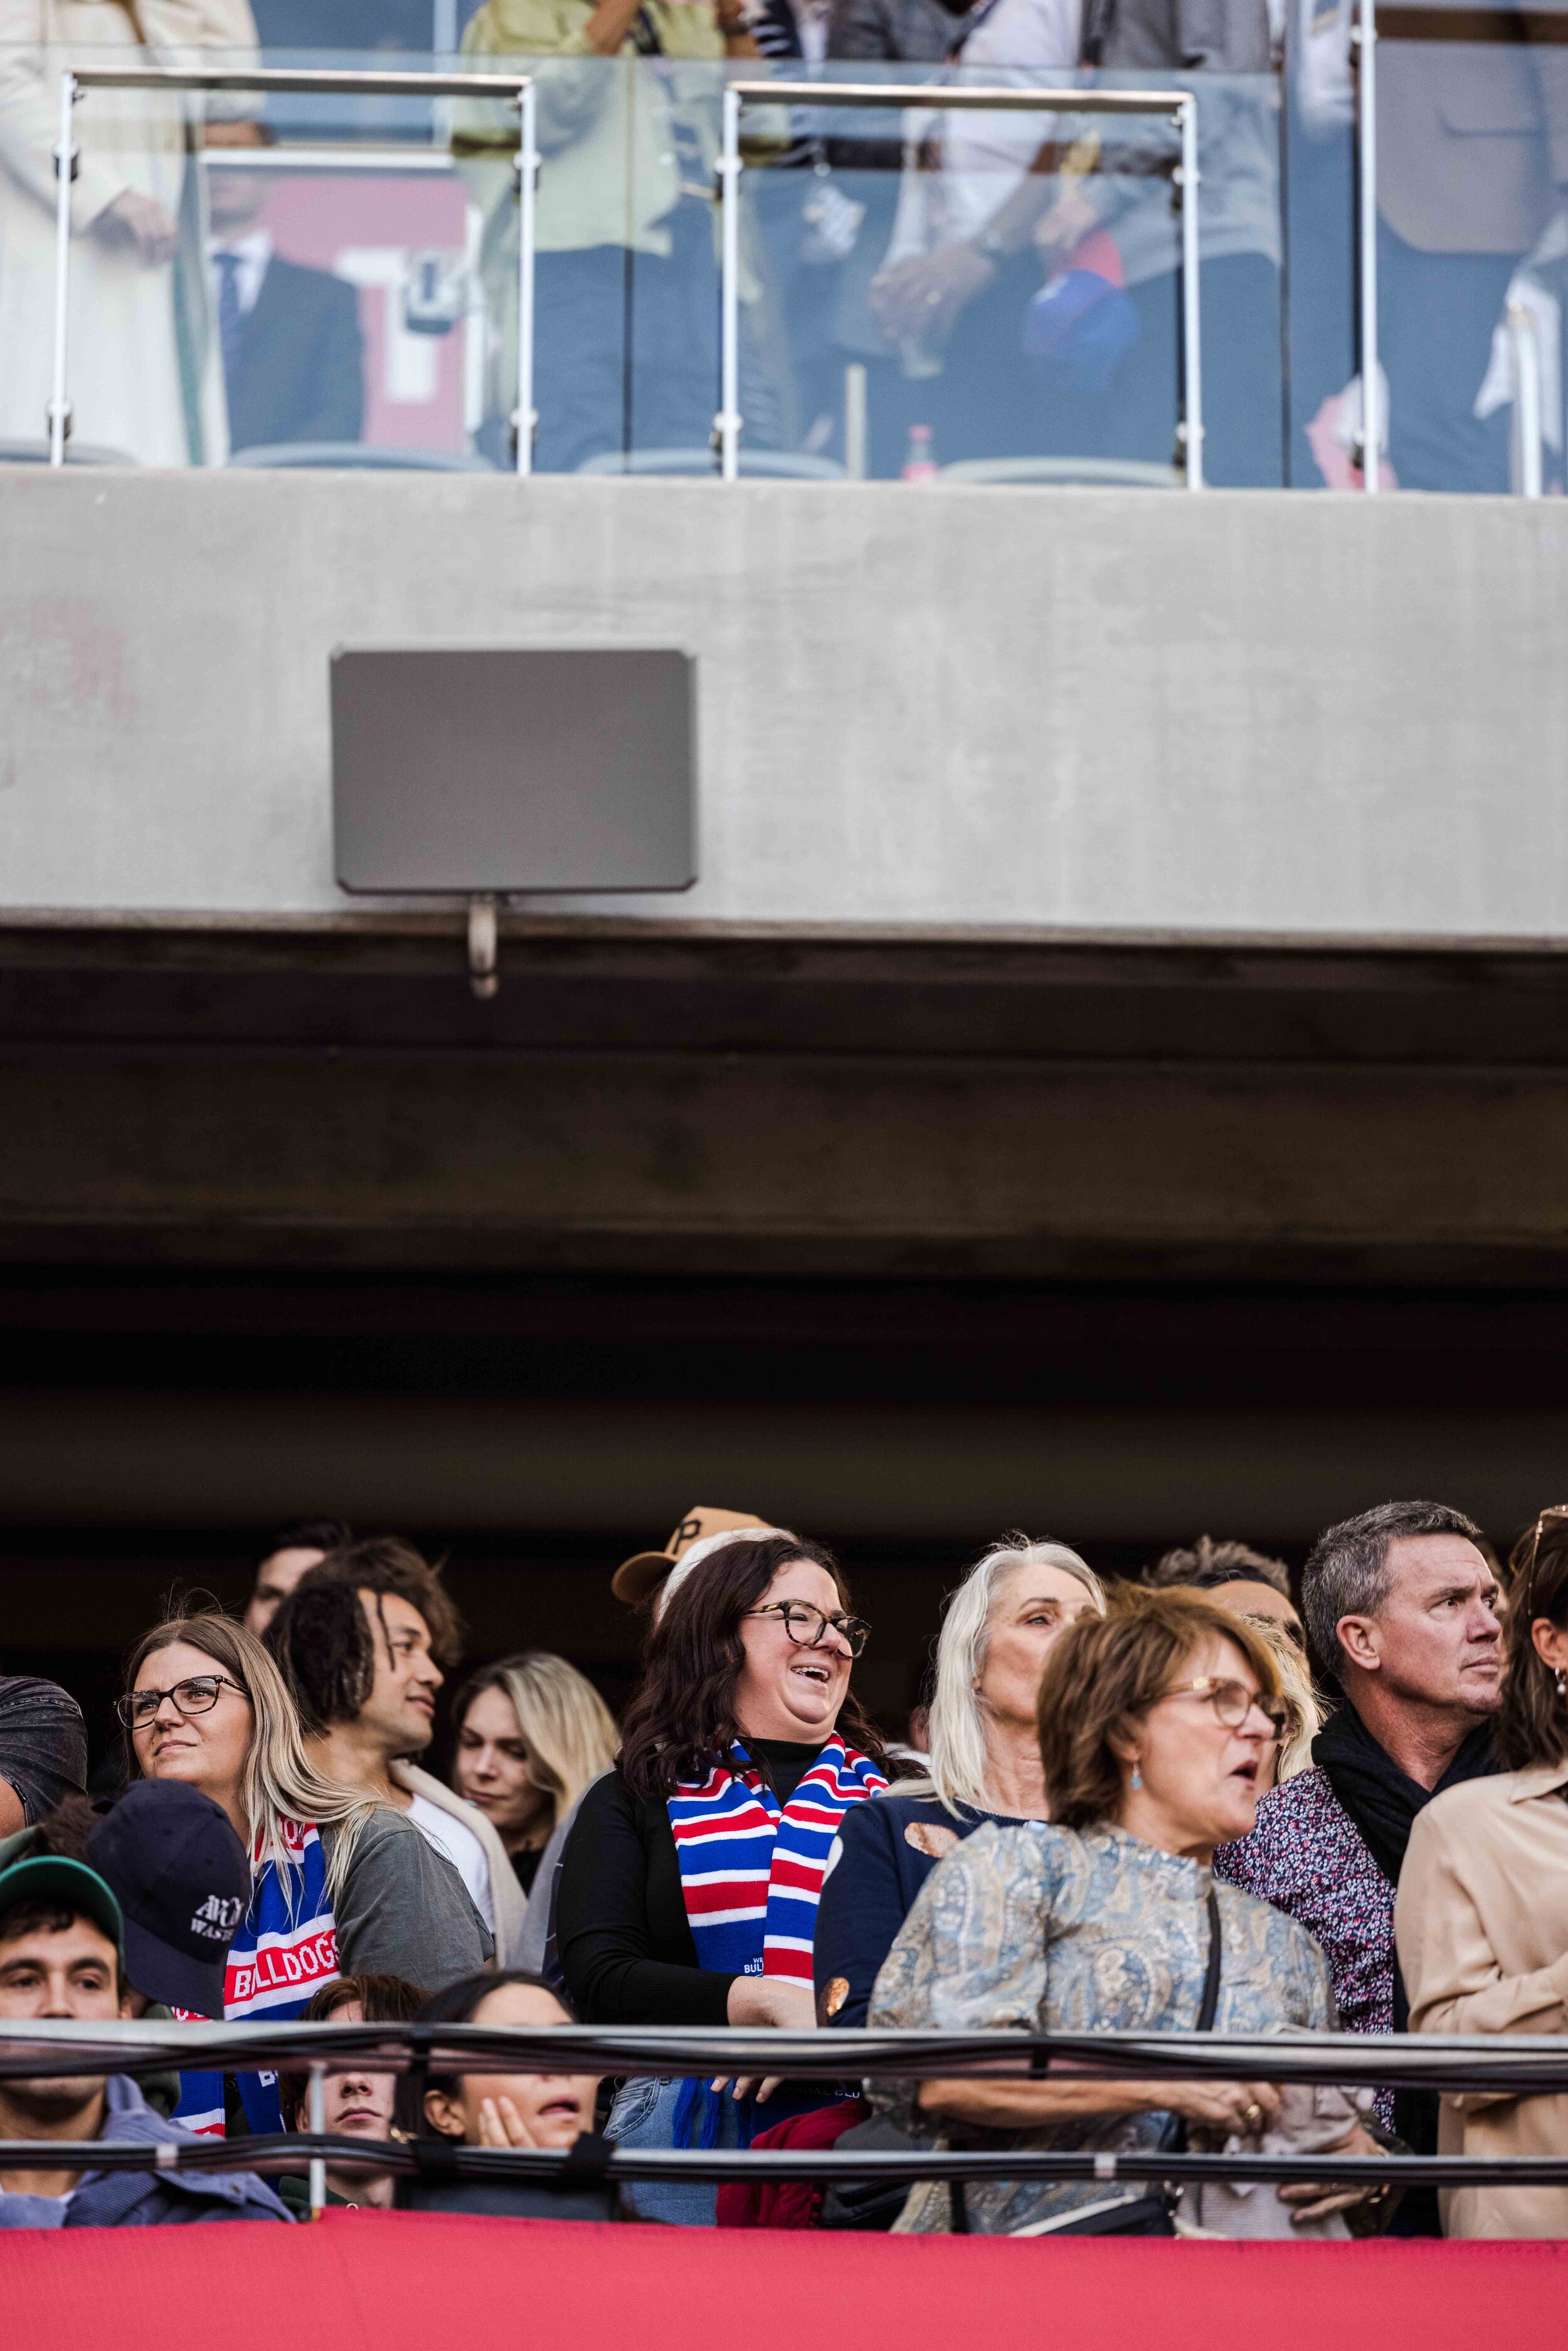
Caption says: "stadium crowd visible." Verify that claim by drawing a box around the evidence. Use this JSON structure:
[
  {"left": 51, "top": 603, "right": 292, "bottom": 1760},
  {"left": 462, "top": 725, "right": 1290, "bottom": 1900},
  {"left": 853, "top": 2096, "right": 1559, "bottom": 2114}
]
[{"left": 1, "top": 1494, "right": 1566, "bottom": 2237}]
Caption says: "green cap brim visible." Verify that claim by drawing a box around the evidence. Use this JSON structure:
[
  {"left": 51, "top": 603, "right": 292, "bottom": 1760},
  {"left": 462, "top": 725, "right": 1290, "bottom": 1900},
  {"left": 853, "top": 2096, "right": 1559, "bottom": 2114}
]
[{"left": 0, "top": 1855, "right": 125, "bottom": 1961}]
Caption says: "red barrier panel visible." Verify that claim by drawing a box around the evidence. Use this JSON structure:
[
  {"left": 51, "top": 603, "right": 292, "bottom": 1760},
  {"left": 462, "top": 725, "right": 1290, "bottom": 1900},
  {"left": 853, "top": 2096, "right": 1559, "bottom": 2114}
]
[{"left": 5, "top": 2210, "right": 1567, "bottom": 2351}]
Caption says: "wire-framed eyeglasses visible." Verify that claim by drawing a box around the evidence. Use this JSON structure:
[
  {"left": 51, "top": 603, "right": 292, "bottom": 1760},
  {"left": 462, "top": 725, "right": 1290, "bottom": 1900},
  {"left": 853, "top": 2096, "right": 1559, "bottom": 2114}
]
[
  {"left": 743, "top": 1601, "right": 871, "bottom": 1658},
  {"left": 116, "top": 1673, "right": 248, "bottom": 1729},
  {"left": 1158, "top": 1676, "right": 1290, "bottom": 1743}
]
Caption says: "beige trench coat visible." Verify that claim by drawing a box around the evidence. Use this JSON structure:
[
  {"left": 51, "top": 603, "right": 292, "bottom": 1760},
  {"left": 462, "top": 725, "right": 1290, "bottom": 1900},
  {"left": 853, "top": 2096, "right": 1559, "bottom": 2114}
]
[
  {"left": 0, "top": 0, "right": 257, "bottom": 461},
  {"left": 1396, "top": 1761, "right": 1568, "bottom": 2239}
]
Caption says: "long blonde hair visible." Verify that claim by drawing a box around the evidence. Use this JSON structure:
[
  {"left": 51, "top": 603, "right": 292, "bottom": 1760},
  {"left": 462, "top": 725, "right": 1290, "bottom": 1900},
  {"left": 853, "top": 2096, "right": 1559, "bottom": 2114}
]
[
  {"left": 125, "top": 1611, "right": 379, "bottom": 1902},
  {"left": 452, "top": 1652, "right": 618, "bottom": 1830},
  {"left": 906, "top": 1534, "right": 1106, "bottom": 1817},
  {"left": 1249, "top": 1616, "right": 1325, "bottom": 1782}
]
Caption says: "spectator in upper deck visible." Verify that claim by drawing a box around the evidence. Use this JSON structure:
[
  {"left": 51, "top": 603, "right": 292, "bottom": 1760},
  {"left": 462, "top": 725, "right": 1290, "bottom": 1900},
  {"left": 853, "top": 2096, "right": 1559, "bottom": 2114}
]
[
  {"left": 815, "top": 1534, "right": 1103, "bottom": 2032},
  {"left": 449, "top": 1652, "right": 618, "bottom": 1972},
  {"left": 127, "top": 1606, "right": 487, "bottom": 2133},
  {"left": 557, "top": 1531, "right": 888, "bottom": 2224},
  {"left": 0, "top": 1672, "right": 87, "bottom": 1838},
  {"left": 275, "top": 1972, "right": 427, "bottom": 2216},
  {"left": 0, "top": 1844, "right": 287, "bottom": 2228},
  {"left": 1397, "top": 1504, "right": 1568, "bottom": 2239},
  {"left": 1148, "top": 1537, "right": 1306, "bottom": 1652},
  {"left": 267, "top": 1539, "right": 521, "bottom": 1960},
  {"left": 395, "top": 1970, "right": 613, "bottom": 2220},
  {"left": 869, "top": 1586, "right": 1386, "bottom": 2238},
  {"left": 242, "top": 1517, "right": 352, "bottom": 1640},
  {"left": 1216, "top": 1499, "right": 1504, "bottom": 2232}
]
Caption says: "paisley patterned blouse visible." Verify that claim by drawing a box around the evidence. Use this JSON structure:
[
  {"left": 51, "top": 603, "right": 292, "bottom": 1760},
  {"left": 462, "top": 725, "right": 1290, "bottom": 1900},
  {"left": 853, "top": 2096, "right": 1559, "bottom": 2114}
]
[{"left": 868, "top": 1818, "right": 1336, "bottom": 2234}]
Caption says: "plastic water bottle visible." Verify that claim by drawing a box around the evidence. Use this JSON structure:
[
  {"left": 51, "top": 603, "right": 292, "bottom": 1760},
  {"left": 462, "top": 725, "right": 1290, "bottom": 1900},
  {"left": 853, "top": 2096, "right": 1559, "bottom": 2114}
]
[{"left": 902, "top": 424, "right": 937, "bottom": 484}]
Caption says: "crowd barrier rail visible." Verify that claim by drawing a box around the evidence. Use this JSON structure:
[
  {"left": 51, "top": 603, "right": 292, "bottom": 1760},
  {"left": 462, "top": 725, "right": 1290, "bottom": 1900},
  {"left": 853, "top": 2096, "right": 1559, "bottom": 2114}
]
[
  {"left": 717, "top": 81, "right": 1202, "bottom": 488},
  {"left": 4, "top": 2018, "right": 1568, "bottom": 2217},
  {"left": 48, "top": 63, "right": 539, "bottom": 472}
]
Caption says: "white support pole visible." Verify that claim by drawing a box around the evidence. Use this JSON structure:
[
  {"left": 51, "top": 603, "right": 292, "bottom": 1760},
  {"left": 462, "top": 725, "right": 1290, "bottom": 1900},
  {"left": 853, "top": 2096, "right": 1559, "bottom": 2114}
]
[
  {"left": 844, "top": 361, "right": 867, "bottom": 480},
  {"left": 1179, "top": 94, "right": 1202, "bottom": 491},
  {"left": 718, "top": 81, "right": 742, "bottom": 481},
  {"left": 515, "top": 80, "right": 537, "bottom": 477},
  {"left": 48, "top": 72, "right": 78, "bottom": 469},
  {"left": 1357, "top": 0, "right": 1379, "bottom": 492},
  {"left": 307, "top": 2061, "right": 326, "bottom": 2219},
  {"left": 1508, "top": 300, "right": 1544, "bottom": 498}
]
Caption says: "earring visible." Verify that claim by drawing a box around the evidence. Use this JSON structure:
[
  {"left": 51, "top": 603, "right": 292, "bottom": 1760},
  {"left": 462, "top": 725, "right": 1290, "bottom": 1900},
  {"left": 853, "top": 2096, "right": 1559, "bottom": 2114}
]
[
  {"left": 1556, "top": 1669, "right": 1566, "bottom": 1700},
  {"left": 1130, "top": 1765, "right": 1142, "bottom": 1791}
]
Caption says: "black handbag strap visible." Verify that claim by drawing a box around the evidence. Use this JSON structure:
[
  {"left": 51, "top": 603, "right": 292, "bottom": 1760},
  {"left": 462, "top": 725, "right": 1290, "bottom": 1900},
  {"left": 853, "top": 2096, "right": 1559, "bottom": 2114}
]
[{"left": 1195, "top": 1886, "right": 1222, "bottom": 2034}]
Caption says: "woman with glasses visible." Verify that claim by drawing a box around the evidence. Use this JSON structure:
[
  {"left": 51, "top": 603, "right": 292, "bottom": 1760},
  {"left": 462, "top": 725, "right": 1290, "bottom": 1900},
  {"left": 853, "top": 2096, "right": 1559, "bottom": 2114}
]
[
  {"left": 555, "top": 1531, "right": 887, "bottom": 2224},
  {"left": 121, "top": 1609, "right": 489, "bottom": 2133},
  {"left": 816, "top": 1534, "right": 1104, "bottom": 2037},
  {"left": 869, "top": 1585, "right": 1386, "bottom": 2237}
]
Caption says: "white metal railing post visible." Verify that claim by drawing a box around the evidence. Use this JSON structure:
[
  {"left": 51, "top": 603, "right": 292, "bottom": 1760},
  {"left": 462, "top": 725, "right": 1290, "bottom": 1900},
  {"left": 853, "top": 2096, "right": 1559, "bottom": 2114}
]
[
  {"left": 1357, "top": 0, "right": 1379, "bottom": 492},
  {"left": 48, "top": 72, "right": 79, "bottom": 468},
  {"left": 516, "top": 78, "right": 538, "bottom": 477},
  {"left": 307, "top": 2061, "right": 326, "bottom": 2217},
  {"left": 718, "top": 81, "right": 742, "bottom": 482},
  {"left": 1507, "top": 299, "right": 1543, "bottom": 497},
  {"left": 1178, "top": 93, "right": 1202, "bottom": 491}
]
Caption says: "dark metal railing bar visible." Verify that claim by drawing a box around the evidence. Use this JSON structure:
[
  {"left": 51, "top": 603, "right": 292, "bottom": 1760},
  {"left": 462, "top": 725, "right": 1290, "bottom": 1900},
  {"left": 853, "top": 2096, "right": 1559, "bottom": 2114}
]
[
  {"left": 6, "top": 2133, "right": 1568, "bottom": 2189},
  {"left": 2, "top": 2020, "right": 1568, "bottom": 2095}
]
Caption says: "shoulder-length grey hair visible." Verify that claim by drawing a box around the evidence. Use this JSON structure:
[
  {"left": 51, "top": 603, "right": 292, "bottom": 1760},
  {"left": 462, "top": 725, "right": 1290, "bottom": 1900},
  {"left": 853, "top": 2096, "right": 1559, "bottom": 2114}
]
[{"left": 906, "top": 1534, "right": 1106, "bottom": 1817}]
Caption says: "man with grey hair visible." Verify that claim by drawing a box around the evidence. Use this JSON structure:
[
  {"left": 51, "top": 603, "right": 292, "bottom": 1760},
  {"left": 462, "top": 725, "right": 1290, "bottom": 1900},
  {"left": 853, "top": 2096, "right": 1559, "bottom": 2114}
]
[{"left": 1216, "top": 1499, "right": 1503, "bottom": 2232}]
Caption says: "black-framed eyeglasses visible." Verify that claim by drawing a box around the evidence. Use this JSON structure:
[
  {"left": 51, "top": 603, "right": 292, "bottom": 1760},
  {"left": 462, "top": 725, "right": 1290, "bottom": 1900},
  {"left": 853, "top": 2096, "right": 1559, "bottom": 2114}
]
[
  {"left": 115, "top": 1673, "right": 247, "bottom": 1729},
  {"left": 743, "top": 1601, "right": 871, "bottom": 1659},
  {"left": 1159, "top": 1677, "right": 1291, "bottom": 1743}
]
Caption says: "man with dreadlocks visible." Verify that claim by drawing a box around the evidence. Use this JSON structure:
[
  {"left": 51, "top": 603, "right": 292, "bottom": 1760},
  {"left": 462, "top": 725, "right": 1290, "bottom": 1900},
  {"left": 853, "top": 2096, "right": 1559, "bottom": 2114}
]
[{"left": 264, "top": 1538, "right": 506, "bottom": 1992}]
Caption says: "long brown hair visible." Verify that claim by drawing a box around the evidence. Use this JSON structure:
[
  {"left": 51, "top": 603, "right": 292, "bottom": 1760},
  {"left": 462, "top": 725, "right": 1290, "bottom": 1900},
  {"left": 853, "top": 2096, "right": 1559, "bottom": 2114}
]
[
  {"left": 1495, "top": 1509, "right": 1568, "bottom": 1770},
  {"left": 618, "top": 1534, "right": 887, "bottom": 1800}
]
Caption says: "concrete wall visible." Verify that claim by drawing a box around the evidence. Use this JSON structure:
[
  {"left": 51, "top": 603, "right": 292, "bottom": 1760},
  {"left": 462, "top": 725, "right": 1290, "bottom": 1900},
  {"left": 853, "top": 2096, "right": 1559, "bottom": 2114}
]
[{"left": 4, "top": 469, "right": 1567, "bottom": 941}]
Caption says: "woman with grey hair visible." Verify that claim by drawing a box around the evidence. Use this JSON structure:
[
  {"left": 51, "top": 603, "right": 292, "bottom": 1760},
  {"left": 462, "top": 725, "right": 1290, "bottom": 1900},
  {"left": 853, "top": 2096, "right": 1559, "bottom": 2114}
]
[{"left": 814, "top": 1533, "right": 1104, "bottom": 2032}]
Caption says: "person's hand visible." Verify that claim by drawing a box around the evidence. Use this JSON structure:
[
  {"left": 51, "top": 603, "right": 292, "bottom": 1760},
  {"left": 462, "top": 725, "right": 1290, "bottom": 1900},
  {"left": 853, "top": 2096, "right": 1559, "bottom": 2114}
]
[
  {"left": 1032, "top": 181, "right": 1097, "bottom": 265},
  {"left": 1159, "top": 2078, "right": 1284, "bottom": 2136},
  {"left": 1278, "top": 2119, "right": 1391, "bottom": 2225},
  {"left": 868, "top": 244, "right": 994, "bottom": 346},
  {"left": 95, "top": 189, "right": 179, "bottom": 265},
  {"left": 477, "top": 2093, "right": 541, "bottom": 2148},
  {"left": 718, "top": 1975, "right": 815, "bottom": 2103}
]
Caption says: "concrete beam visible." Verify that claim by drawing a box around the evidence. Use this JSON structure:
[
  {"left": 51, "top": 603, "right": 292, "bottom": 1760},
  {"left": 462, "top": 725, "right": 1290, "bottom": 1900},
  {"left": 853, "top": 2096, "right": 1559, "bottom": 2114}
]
[{"left": 5, "top": 470, "right": 1568, "bottom": 940}]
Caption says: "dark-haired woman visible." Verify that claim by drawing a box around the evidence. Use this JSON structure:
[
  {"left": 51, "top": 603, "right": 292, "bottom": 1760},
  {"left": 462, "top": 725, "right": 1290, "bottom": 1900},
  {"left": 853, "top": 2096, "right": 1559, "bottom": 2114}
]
[
  {"left": 395, "top": 1970, "right": 614, "bottom": 2221},
  {"left": 1396, "top": 1505, "right": 1568, "bottom": 2239},
  {"left": 555, "top": 1532, "right": 888, "bottom": 2224}
]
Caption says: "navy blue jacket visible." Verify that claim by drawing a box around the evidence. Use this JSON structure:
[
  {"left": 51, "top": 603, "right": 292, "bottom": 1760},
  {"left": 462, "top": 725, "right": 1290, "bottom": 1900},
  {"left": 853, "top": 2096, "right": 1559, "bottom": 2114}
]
[
  {"left": 814, "top": 1791, "right": 1019, "bottom": 2030},
  {"left": 0, "top": 2075, "right": 292, "bottom": 2230}
]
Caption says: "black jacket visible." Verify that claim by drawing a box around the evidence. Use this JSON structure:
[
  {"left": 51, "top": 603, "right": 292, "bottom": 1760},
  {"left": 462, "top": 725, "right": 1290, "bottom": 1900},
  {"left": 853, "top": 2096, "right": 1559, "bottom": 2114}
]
[{"left": 226, "top": 257, "right": 365, "bottom": 455}]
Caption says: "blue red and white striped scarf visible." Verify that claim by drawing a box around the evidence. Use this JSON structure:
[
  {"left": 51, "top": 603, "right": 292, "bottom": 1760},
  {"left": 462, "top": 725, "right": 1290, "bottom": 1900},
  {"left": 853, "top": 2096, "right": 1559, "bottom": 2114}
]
[
  {"left": 174, "top": 1818, "right": 340, "bottom": 2139},
  {"left": 669, "top": 1736, "right": 887, "bottom": 1987}
]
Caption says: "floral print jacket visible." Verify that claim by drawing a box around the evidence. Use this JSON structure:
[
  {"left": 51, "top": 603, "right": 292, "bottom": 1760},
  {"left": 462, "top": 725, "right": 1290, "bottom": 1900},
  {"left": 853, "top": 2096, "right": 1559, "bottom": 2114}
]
[{"left": 869, "top": 1818, "right": 1335, "bottom": 2234}]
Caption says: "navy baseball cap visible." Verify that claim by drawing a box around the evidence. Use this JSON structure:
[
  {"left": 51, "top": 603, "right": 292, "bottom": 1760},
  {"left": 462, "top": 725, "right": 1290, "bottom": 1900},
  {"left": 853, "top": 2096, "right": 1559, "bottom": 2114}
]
[{"left": 88, "top": 1781, "right": 248, "bottom": 2019}]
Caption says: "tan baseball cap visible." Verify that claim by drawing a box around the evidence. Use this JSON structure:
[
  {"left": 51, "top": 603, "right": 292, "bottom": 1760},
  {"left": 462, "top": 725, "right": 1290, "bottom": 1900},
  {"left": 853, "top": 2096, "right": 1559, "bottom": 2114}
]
[{"left": 612, "top": 1507, "right": 780, "bottom": 1607}]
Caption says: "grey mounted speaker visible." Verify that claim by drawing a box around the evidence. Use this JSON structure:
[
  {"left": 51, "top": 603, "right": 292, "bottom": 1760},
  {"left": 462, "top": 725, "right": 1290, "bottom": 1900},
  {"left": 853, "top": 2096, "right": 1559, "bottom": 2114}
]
[{"left": 330, "top": 647, "right": 697, "bottom": 894}]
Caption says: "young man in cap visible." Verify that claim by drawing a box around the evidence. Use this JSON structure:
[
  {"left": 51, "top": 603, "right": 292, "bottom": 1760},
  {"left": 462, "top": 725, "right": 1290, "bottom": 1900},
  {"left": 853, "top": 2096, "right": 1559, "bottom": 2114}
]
[
  {"left": 612, "top": 1508, "right": 790, "bottom": 1613},
  {"left": 0, "top": 1845, "right": 288, "bottom": 2227},
  {"left": 87, "top": 1780, "right": 250, "bottom": 2138},
  {"left": 241, "top": 1516, "right": 352, "bottom": 1640}
]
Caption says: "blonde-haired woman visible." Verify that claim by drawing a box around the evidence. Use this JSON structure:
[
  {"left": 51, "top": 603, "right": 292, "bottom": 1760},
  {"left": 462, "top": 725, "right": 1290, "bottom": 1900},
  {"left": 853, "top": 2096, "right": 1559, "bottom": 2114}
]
[
  {"left": 450, "top": 1652, "right": 618, "bottom": 1968},
  {"left": 815, "top": 1534, "right": 1104, "bottom": 2031},
  {"left": 123, "top": 1610, "right": 490, "bottom": 2132}
]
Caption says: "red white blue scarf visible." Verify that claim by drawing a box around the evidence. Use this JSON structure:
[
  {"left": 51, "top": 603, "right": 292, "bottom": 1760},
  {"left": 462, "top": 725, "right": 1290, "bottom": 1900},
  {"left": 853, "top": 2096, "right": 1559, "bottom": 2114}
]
[
  {"left": 669, "top": 1736, "right": 887, "bottom": 1986},
  {"left": 174, "top": 1818, "right": 340, "bottom": 2139}
]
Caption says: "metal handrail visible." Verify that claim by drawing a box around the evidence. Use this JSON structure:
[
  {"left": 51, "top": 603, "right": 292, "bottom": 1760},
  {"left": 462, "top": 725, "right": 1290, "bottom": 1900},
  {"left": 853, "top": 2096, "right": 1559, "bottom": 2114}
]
[
  {"left": 718, "top": 78, "right": 1202, "bottom": 490},
  {"left": 6, "top": 2016, "right": 1568, "bottom": 2091},
  {"left": 48, "top": 63, "right": 537, "bottom": 474}
]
